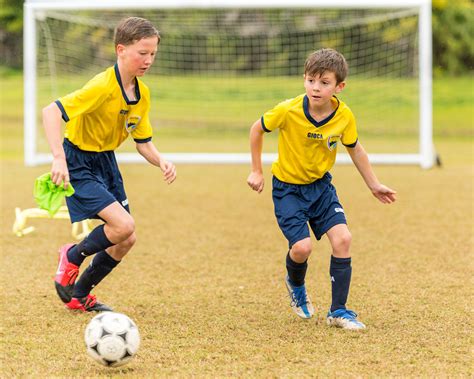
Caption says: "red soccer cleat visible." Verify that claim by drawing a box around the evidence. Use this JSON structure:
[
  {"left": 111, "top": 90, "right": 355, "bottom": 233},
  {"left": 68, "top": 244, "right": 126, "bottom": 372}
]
[
  {"left": 65, "top": 294, "right": 113, "bottom": 312},
  {"left": 54, "top": 243, "right": 79, "bottom": 303}
]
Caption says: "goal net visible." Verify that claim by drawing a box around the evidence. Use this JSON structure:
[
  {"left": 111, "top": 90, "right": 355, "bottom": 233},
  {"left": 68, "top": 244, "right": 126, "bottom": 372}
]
[{"left": 24, "top": 0, "right": 434, "bottom": 167}]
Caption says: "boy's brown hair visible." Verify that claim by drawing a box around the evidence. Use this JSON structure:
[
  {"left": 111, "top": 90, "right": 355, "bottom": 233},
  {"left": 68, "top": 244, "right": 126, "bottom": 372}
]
[
  {"left": 114, "top": 17, "right": 160, "bottom": 47},
  {"left": 304, "top": 48, "right": 348, "bottom": 84}
]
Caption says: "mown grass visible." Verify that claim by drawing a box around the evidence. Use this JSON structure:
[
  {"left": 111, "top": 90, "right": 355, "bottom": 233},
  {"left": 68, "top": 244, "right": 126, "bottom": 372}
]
[
  {"left": 0, "top": 72, "right": 473, "bottom": 377},
  {"left": 2, "top": 72, "right": 472, "bottom": 158}
]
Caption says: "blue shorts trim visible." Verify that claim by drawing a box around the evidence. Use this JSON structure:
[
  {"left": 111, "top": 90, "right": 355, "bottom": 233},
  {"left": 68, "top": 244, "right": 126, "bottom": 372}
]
[
  {"left": 272, "top": 173, "right": 347, "bottom": 247},
  {"left": 63, "top": 139, "right": 129, "bottom": 223}
]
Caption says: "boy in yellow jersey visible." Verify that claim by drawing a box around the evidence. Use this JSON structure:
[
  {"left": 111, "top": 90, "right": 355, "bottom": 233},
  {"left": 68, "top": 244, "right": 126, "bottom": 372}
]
[
  {"left": 43, "top": 17, "right": 176, "bottom": 312},
  {"left": 247, "top": 48, "right": 396, "bottom": 329}
]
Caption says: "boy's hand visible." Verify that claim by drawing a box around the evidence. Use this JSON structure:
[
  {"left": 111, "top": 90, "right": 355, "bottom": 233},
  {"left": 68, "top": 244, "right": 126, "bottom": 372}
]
[
  {"left": 371, "top": 184, "right": 396, "bottom": 204},
  {"left": 160, "top": 160, "right": 177, "bottom": 184},
  {"left": 51, "top": 157, "right": 70, "bottom": 188},
  {"left": 247, "top": 171, "right": 264, "bottom": 193}
]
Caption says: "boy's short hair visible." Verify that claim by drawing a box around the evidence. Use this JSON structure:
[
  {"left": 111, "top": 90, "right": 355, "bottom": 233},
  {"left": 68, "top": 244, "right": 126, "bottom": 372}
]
[
  {"left": 114, "top": 17, "right": 160, "bottom": 47},
  {"left": 304, "top": 48, "right": 348, "bottom": 83}
]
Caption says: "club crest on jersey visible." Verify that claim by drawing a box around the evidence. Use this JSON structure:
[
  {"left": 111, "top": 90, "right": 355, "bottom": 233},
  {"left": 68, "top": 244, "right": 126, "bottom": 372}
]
[
  {"left": 125, "top": 115, "right": 141, "bottom": 133},
  {"left": 327, "top": 135, "right": 341, "bottom": 151}
]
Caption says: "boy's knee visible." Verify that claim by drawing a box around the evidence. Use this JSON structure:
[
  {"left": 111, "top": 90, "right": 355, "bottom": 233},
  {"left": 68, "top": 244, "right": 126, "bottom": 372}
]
[
  {"left": 126, "top": 232, "right": 137, "bottom": 248},
  {"left": 114, "top": 217, "right": 135, "bottom": 241},
  {"left": 120, "top": 232, "right": 136, "bottom": 257},
  {"left": 332, "top": 230, "right": 352, "bottom": 254},
  {"left": 108, "top": 232, "right": 136, "bottom": 261},
  {"left": 340, "top": 230, "right": 352, "bottom": 249},
  {"left": 291, "top": 239, "right": 312, "bottom": 261}
]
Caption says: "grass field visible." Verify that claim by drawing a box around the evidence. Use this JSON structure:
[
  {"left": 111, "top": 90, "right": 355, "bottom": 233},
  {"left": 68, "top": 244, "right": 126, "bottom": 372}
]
[
  {"left": 3, "top": 72, "right": 472, "bottom": 158},
  {"left": 0, "top": 72, "right": 473, "bottom": 377}
]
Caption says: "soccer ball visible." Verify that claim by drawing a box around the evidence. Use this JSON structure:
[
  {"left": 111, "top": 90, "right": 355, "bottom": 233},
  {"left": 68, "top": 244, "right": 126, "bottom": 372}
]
[{"left": 84, "top": 312, "right": 140, "bottom": 367}]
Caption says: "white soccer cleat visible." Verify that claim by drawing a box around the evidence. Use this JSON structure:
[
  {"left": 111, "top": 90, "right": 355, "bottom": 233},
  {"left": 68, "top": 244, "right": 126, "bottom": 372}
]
[
  {"left": 326, "top": 309, "right": 366, "bottom": 330},
  {"left": 284, "top": 276, "right": 314, "bottom": 319}
]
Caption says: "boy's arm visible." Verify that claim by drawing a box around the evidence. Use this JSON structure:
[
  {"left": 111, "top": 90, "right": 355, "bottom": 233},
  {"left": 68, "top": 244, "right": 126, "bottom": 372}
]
[
  {"left": 247, "top": 118, "right": 265, "bottom": 193},
  {"left": 43, "top": 102, "right": 70, "bottom": 188},
  {"left": 346, "top": 142, "right": 396, "bottom": 204},
  {"left": 135, "top": 141, "right": 176, "bottom": 184}
]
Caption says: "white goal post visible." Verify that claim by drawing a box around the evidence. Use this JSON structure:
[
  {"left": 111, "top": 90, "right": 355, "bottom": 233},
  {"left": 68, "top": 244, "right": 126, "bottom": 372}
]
[{"left": 24, "top": 0, "right": 434, "bottom": 168}]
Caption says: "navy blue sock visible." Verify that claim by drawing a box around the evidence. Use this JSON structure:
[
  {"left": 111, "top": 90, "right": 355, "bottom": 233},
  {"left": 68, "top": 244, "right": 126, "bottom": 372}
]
[
  {"left": 286, "top": 252, "right": 308, "bottom": 287},
  {"left": 330, "top": 255, "right": 352, "bottom": 312},
  {"left": 72, "top": 251, "right": 120, "bottom": 299},
  {"left": 67, "top": 224, "right": 114, "bottom": 266}
]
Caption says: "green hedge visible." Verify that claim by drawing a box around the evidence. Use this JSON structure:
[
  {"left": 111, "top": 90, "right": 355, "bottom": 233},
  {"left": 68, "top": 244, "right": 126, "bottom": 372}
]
[{"left": 1, "top": 0, "right": 472, "bottom": 75}]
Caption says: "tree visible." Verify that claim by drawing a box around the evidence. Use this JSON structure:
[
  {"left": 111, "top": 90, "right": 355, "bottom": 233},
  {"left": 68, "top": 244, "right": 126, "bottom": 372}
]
[
  {"left": 432, "top": 0, "right": 474, "bottom": 75},
  {"left": 0, "top": 0, "right": 23, "bottom": 68}
]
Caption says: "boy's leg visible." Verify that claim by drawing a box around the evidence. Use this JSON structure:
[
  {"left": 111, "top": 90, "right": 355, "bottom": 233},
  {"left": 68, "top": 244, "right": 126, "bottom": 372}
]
[
  {"left": 73, "top": 232, "right": 136, "bottom": 297},
  {"left": 325, "top": 224, "right": 365, "bottom": 329},
  {"left": 54, "top": 222, "right": 115, "bottom": 303},
  {"left": 62, "top": 199, "right": 133, "bottom": 269},
  {"left": 64, "top": 203, "right": 135, "bottom": 312},
  {"left": 66, "top": 224, "right": 114, "bottom": 265},
  {"left": 286, "top": 238, "right": 311, "bottom": 286},
  {"left": 285, "top": 238, "right": 315, "bottom": 319},
  {"left": 306, "top": 179, "right": 364, "bottom": 328},
  {"left": 57, "top": 201, "right": 133, "bottom": 308},
  {"left": 67, "top": 233, "right": 135, "bottom": 312},
  {"left": 272, "top": 176, "right": 315, "bottom": 319},
  {"left": 54, "top": 202, "right": 133, "bottom": 304},
  {"left": 326, "top": 224, "right": 352, "bottom": 311}
]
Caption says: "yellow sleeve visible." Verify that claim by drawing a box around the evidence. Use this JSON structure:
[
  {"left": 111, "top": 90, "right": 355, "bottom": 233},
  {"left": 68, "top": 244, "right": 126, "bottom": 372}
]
[
  {"left": 341, "top": 109, "right": 358, "bottom": 147},
  {"left": 131, "top": 84, "right": 153, "bottom": 142},
  {"left": 55, "top": 74, "right": 108, "bottom": 122},
  {"left": 130, "top": 108, "right": 152, "bottom": 142},
  {"left": 261, "top": 101, "right": 288, "bottom": 132}
]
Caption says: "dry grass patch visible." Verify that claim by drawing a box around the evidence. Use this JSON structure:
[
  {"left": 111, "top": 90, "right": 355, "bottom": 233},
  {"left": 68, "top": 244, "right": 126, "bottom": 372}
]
[{"left": 0, "top": 140, "right": 472, "bottom": 377}]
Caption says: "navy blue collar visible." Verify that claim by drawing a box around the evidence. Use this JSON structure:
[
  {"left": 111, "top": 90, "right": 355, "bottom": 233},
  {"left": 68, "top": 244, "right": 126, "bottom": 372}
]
[
  {"left": 114, "top": 63, "right": 140, "bottom": 105},
  {"left": 303, "top": 95, "right": 339, "bottom": 127}
]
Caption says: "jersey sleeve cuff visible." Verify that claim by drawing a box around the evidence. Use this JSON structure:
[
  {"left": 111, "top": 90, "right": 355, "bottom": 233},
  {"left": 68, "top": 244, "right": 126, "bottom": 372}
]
[
  {"left": 343, "top": 138, "right": 358, "bottom": 148},
  {"left": 261, "top": 116, "right": 271, "bottom": 133},
  {"left": 134, "top": 137, "right": 152, "bottom": 143},
  {"left": 54, "top": 100, "right": 69, "bottom": 122}
]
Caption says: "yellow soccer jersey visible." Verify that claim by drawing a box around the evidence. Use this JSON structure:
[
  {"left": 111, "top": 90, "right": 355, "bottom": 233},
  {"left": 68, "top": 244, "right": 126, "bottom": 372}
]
[
  {"left": 262, "top": 94, "right": 358, "bottom": 184},
  {"left": 55, "top": 64, "right": 153, "bottom": 152}
]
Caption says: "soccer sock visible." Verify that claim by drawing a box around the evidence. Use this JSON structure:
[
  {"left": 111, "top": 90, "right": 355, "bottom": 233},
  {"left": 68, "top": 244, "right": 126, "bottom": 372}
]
[
  {"left": 67, "top": 224, "right": 114, "bottom": 266},
  {"left": 286, "top": 251, "right": 308, "bottom": 287},
  {"left": 330, "top": 255, "right": 352, "bottom": 312},
  {"left": 72, "top": 250, "right": 120, "bottom": 299}
]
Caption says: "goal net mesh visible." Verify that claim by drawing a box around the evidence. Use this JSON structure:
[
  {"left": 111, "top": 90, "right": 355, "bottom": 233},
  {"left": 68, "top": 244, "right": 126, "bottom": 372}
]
[{"left": 34, "top": 7, "right": 420, "bottom": 157}]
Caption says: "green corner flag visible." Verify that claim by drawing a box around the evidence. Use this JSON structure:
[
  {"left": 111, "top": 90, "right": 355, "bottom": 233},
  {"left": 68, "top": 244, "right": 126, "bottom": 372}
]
[{"left": 34, "top": 173, "right": 75, "bottom": 216}]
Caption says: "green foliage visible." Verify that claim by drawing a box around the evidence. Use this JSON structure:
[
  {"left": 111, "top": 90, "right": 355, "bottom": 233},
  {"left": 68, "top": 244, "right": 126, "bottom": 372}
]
[
  {"left": 0, "top": 0, "right": 23, "bottom": 32},
  {"left": 432, "top": 0, "right": 474, "bottom": 75},
  {"left": 0, "top": 0, "right": 23, "bottom": 68},
  {"left": 0, "top": 4, "right": 472, "bottom": 74}
]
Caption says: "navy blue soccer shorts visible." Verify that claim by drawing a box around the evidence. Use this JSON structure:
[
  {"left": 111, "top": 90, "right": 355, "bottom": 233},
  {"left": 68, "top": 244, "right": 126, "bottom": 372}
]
[
  {"left": 272, "top": 173, "right": 347, "bottom": 247},
  {"left": 63, "top": 139, "right": 130, "bottom": 223}
]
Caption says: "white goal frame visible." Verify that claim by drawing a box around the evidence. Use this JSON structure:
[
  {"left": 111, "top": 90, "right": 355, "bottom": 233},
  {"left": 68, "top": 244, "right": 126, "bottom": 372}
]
[{"left": 24, "top": 0, "right": 434, "bottom": 168}]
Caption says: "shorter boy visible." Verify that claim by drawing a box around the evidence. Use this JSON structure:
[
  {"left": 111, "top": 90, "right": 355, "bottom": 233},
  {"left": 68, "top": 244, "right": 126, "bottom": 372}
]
[{"left": 247, "top": 48, "right": 396, "bottom": 329}]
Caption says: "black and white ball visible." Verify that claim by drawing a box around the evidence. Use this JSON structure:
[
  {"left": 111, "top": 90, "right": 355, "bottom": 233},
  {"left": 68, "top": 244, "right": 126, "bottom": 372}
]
[{"left": 84, "top": 312, "right": 140, "bottom": 367}]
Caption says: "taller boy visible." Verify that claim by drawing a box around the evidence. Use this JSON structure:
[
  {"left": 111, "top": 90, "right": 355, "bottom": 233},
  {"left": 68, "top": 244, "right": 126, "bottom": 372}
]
[
  {"left": 43, "top": 17, "right": 176, "bottom": 312},
  {"left": 247, "top": 48, "right": 396, "bottom": 329}
]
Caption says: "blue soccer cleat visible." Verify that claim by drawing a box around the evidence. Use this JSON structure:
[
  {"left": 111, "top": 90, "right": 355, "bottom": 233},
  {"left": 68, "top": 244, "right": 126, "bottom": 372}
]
[
  {"left": 326, "top": 309, "right": 366, "bottom": 330},
  {"left": 284, "top": 276, "right": 314, "bottom": 319}
]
